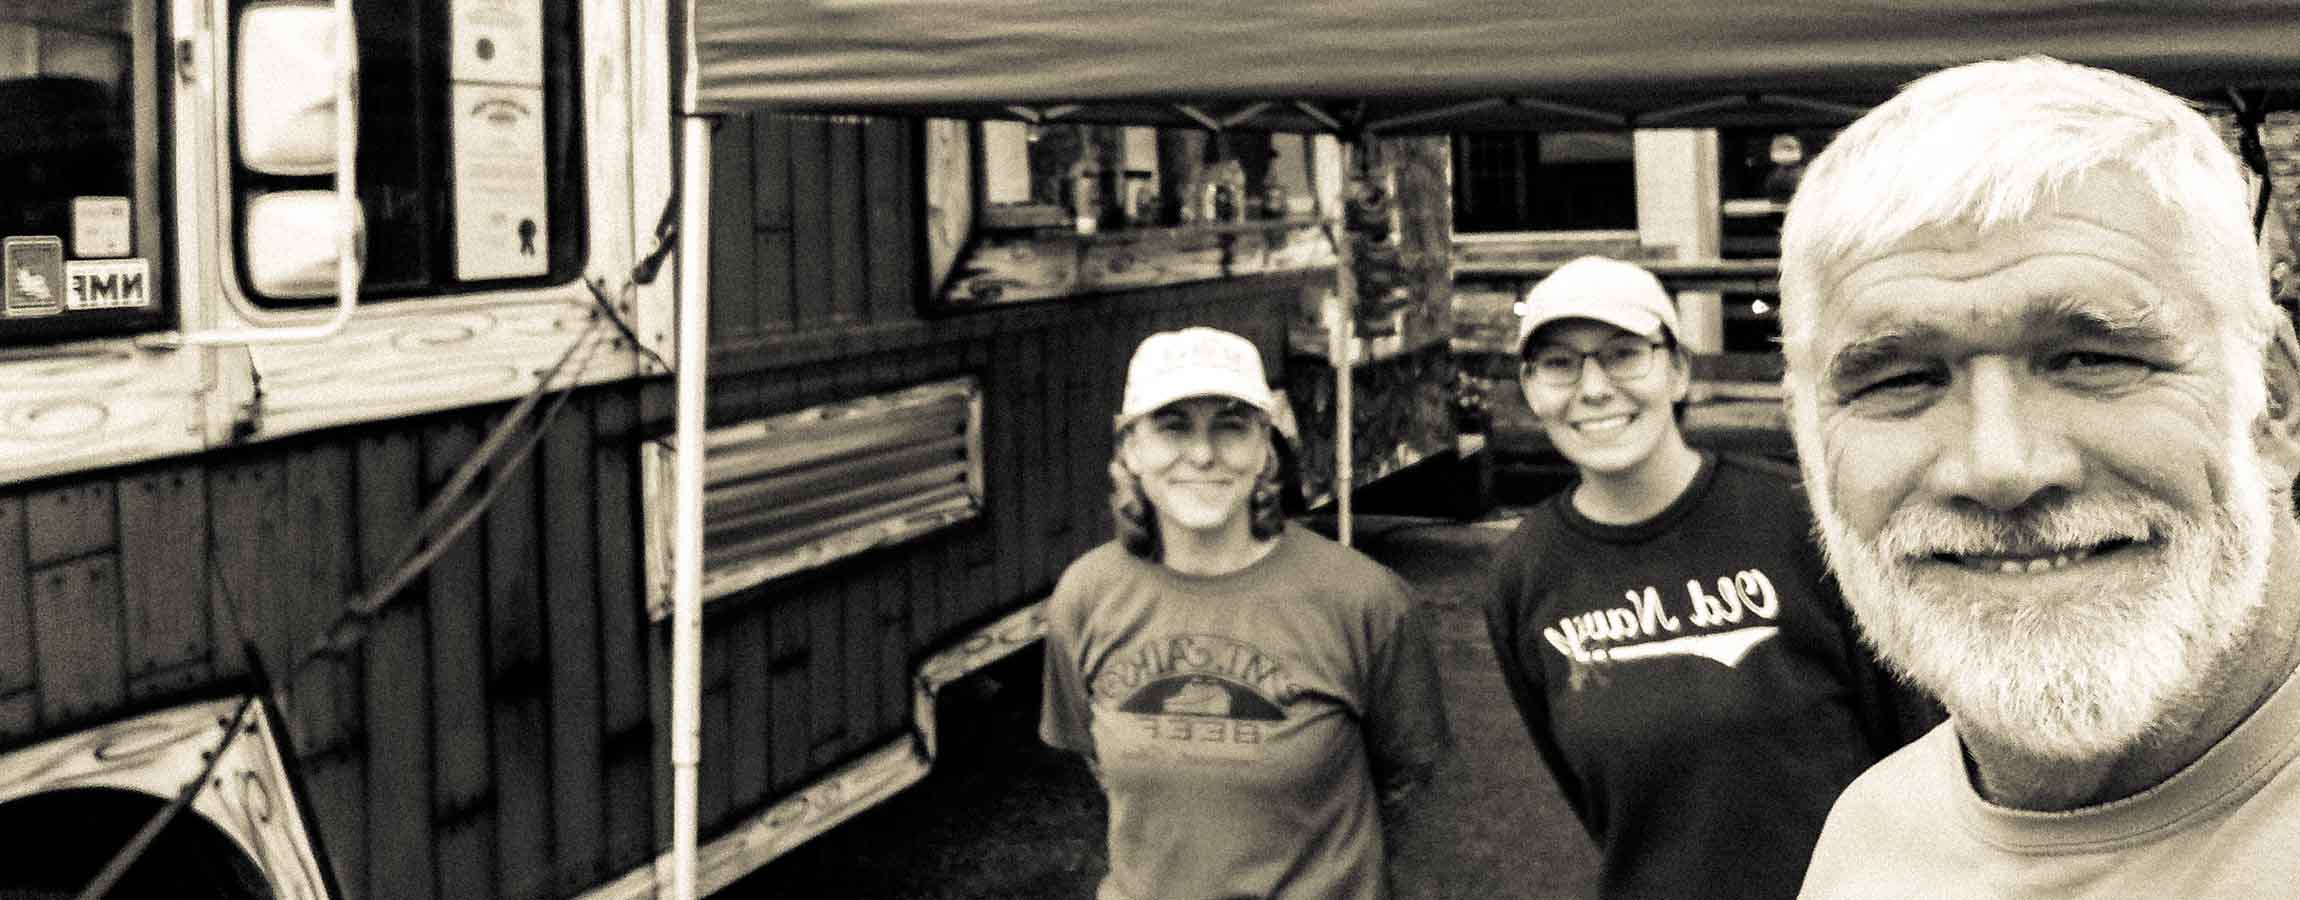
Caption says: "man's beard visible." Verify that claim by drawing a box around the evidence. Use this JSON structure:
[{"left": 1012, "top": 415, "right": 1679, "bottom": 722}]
[{"left": 1811, "top": 436, "right": 2276, "bottom": 761}]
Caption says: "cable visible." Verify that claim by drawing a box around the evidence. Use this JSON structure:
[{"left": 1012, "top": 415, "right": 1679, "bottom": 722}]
[{"left": 73, "top": 695, "right": 258, "bottom": 900}]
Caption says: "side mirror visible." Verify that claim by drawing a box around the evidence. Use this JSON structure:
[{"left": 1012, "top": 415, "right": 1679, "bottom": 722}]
[
  {"left": 244, "top": 192, "right": 366, "bottom": 298},
  {"left": 237, "top": 2, "right": 344, "bottom": 176},
  {"left": 180, "top": 0, "right": 363, "bottom": 344}
]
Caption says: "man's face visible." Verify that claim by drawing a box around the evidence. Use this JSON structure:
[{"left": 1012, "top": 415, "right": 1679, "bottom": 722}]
[{"left": 1793, "top": 170, "right": 2278, "bottom": 760}]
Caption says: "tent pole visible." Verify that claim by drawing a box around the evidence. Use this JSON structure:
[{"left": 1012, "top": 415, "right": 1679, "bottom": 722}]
[
  {"left": 670, "top": 114, "right": 712, "bottom": 900},
  {"left": 1332, "top": 137, "right": 1360, "bottom": 547}
]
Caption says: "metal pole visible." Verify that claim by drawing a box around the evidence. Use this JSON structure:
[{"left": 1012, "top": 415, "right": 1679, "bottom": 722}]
[
  {"left": 1332, "top": 137, "right": 1360, "bottom": 547},
  {"left": 670, "top": 115, "right": 712, "bottom": 900}
]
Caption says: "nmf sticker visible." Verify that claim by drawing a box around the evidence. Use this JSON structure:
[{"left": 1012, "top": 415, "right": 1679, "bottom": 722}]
[
  {"left": 2, "top": 236, "right": 65, "bottom": 317},
  {"left": 66, "top": 259, "right": 152, "bottom": 311}
]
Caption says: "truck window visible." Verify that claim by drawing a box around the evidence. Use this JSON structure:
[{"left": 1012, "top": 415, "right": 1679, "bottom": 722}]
[
  {"left": 0, "top": 2, "right": 171, "bottom": 343},
  {"left": 232, "top": 0, "right": 586, "bottom": 307}
]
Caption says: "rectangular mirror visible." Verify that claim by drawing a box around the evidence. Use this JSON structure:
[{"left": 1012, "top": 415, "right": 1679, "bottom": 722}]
[
  {"left": 237, "top": 2, "right": 341, "bottom": 176},
  {"left": 244, "top": 190, "right": 360, "bottom": 298}
]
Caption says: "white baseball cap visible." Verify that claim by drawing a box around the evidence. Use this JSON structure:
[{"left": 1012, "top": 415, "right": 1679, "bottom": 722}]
[
  {"left": 1117, "top": 327, "right": 1276, "bottom": 428},
  {"left": 1513, "top": 255, "right": 1680, "bottom": 354}
]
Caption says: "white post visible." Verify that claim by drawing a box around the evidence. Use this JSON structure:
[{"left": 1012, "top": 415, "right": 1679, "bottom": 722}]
[
  {"left": 1331, "top": 138, "right": 1360, "bottom": 547},
  {"left": 669, "top": 115, "right": 712, "bottom": 900}
]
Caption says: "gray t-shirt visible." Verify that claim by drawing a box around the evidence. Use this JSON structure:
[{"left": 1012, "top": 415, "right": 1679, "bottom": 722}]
[{"left": 1041, "top": 523, "right": 1452, "bottom": 900}]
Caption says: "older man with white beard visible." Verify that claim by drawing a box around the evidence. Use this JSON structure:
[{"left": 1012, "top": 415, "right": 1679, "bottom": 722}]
[{"left": 1782, "top": 57, "right": 2300, "bottom": 898}]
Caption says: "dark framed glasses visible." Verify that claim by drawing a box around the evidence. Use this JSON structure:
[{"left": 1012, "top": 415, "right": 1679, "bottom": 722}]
[{"left": 1522, "top": 340, "right": 1665, "bottom": 386}]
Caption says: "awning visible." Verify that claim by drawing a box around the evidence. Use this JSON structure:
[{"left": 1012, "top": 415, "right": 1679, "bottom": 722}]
[{"left": 687, "top": 0, "right": 2300, "bottom": 130}]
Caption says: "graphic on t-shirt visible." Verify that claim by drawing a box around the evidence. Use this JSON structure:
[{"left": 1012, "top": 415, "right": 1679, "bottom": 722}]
[
  {"left": 1542, "top": 567, "right": 1785, "bottom": 680},
  {"left": 1119, "top": 674, "right": 1288, "bottom": 719},
  {"left": 1093, "top": 633, "right": 1300, "bottom": 761}
]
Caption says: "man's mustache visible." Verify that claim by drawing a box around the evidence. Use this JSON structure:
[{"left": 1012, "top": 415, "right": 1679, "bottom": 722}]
[{"left": 1865, "top": 497, "right": 2168, "bottom": 562}]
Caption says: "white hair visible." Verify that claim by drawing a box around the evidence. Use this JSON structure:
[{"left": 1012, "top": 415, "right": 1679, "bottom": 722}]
[{"left": 1779, "top": 56, "right": 2277, "bottom": 423}]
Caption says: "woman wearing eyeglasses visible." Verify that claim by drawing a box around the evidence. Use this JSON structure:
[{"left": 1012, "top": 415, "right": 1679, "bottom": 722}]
[
  {"left": 1040, "top": 326, "right": 1451, "bottom": 900},
  {"left": 1481, "top": 257, "right": 1932, "bottom": 900}
]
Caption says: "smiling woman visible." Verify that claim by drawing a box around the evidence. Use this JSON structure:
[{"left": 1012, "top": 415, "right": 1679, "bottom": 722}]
[
  {"left": 1482, "top": 255, "right": 1938, "bottom": 900},
  {"left": 1037, "top": 326, "right": 1453, "bottom": 900}
]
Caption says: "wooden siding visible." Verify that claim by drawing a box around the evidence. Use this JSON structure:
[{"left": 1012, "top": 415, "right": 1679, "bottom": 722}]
[
  {"left": 0, "top": 107, "right": 1321, "bottom": 900},
  {"left": 0, "top": 386, "right": 652, "bottom": 900},
  {"left": 687, "top": 110, "right": 1311, "bottom": 843}
]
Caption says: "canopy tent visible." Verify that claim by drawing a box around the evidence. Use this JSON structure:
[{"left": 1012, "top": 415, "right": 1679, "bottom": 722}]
[
  {"left": 663, "top": 5, "right": 2300, "bottom": 898},
  {"left": 687, "top": 0, "right": 2300, "bottom": 131}
]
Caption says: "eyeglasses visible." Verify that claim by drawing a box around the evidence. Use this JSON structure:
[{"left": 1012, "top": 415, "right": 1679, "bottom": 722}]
[{"left": 1523, "top": 340, "right": 1666, "bottom": 386}]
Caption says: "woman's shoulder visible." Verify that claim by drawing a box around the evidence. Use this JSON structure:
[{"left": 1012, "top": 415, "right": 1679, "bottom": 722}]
[
  {"left": 1277, "top": 525, "right": 1413, "bottom": 606},
  {"left": 1047, "top": 541, "right": 1139, "bottom": 613},
  {"left": 1709, "top": 453, "right": 1815, "bottom": 510}
]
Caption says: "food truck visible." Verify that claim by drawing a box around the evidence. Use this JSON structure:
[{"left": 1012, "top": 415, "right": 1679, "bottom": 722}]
[{"left": 4, "top": 2, "right": 2299, "bottom": 898}]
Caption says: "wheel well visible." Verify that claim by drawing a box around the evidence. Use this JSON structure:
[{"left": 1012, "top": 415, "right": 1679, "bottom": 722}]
[{"left": 0, "top": 787, "right": 271, "bottom": 899}]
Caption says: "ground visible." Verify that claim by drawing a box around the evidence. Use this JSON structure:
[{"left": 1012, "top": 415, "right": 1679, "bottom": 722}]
[{"left": 724, "top": 513, "right": 1600, "bottom": 900}]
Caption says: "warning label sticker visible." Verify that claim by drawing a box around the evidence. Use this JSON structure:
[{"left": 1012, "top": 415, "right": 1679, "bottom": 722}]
[{"left": 3, "top": 236, "right": 65, "bottom": 317}]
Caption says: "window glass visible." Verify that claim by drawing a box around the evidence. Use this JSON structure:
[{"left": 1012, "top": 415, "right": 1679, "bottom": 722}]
[
  {"left": 233, "top": 0, "right": 586, "bottom": 307},
  {"left": 1451, "top": 131, "right": 1636, "bottom": 233},
  {"left": 0, "top": 1, "right": 170, "bottom": 341},
  {"left": 979, "top": 122, "right": 1306, "bottom": 234}
]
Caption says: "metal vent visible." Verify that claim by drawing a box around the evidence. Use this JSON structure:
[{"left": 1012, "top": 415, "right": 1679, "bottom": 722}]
[{"left": 690, "top": 376, "right": 982, "bottom": 607}]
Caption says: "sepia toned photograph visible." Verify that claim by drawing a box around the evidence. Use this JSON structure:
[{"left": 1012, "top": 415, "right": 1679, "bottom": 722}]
[{"left": 6, "top": 2, "right": 2300, "bottom": 898}]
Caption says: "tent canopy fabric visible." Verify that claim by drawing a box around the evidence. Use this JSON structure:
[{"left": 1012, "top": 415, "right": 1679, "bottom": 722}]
[{"left": 688, "top": 1, "right": 2300, "bottom": 130}]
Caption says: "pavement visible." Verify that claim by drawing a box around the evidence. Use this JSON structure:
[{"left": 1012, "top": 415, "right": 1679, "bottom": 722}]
[{"left": 730, "top": 512, "right": 1600, "bottom": 900}]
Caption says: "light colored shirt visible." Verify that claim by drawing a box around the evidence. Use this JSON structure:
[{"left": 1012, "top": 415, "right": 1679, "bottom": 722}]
[{"left": 1800, "top": 660, "right": 2300, "bottom": 898}]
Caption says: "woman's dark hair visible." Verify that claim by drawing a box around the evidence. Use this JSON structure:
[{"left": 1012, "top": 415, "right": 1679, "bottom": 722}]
[{"left": 1110, "top": 425, "right": 1287, "bottom": 561}]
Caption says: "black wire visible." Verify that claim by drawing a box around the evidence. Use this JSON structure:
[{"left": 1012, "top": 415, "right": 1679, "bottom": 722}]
[{"left": 73, "top": 695, "right": 259, "bottom": 900}]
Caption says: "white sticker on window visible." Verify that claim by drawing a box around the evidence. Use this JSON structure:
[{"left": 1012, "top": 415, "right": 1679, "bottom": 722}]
[
  {"left": 451, "top": 83, "right": 550, "bottom": 280},
  {"left": 452, "top": 0, "right": 543, "bottom": 87},
  {"left": 2, "top": 236, "right": 65, "bottom": 318},
  {"left": 72, "top": 196, "right": 133, "bottom": 258},
  {"left": 66, "top": 258, "right": 151, "bottom": 310}
]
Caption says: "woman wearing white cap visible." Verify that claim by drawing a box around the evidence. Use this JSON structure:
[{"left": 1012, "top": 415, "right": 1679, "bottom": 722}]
[
  {"left": 1481, "top": 257, "right": 1934, "bottom": 900},
  {"left": 1040, "top": 326, "right": 1452, "bottom": 900}
]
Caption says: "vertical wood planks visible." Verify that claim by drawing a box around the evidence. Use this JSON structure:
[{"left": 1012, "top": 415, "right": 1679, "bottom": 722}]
[
  {"left": 24, "top": 481, "right": 122, "bottom": 728},
  {"left": 790, "top": 116, "right": 834, "bottom": 329},
  {"left": 700, "top": 618, "right": 733, "bottom": 830},
  {"left": 28, "top": 553, "right": 122, "bottom": 726},
  {"left": 0, "top": 496, "right": 30, "bottom": 737},
  {"left": 1040, "top": 324, "right": 1074, "bottom": 573},
  {"left": 592, "top": 390, "right": 653, "bottom": 873},
  {"left": 486, "top": 412, "right": 554, "bottom": 900},
  {"left": 542, "top": 405, "right": 605, "bottom": 894},
  {"left": 767, "top": 587, "right": 811, "bottom": 792},
  {"left": 25, "top": 482, "right": 113, "bottom": 568},
  {"left": 874, "top": 557, "right": 909, "bottom": 736},
  {"left": 283, "top": 445, "right": 364, "bottom": 900},
  {"left": 841, "top": 574, "right": 877, "bottom": 747},
  {"left": 753, "top": 114, "right": 798, "bottom": 334},
  {"left": 863, "top": 118, "right": 915, "bottom": 325},
  {"left": 1010, "top": 331, "right": 1046, "bottom": 600},
  {"left": 356, "top": 431, "right": 436, "bottom": 900},
  {"left": 423, "top": 422, "right": 499, "bottom": 900},
  {"left": 806, "top": 584, "right": 843, "bottom": 767},
  {"left": 205, "top": 461, "right": 284, "bottom": 684},
  {"left": 117, "top": 469, "right": 211, "bottom": 699},
  {"left": 727, "top": 604, "right": 770, "bottom": 813},
  {"left": 709, "top": 115, "right": 760, "bottom": 346},
  {"left": 827, "top": 119, "right": 868, "bottom": 323}
]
